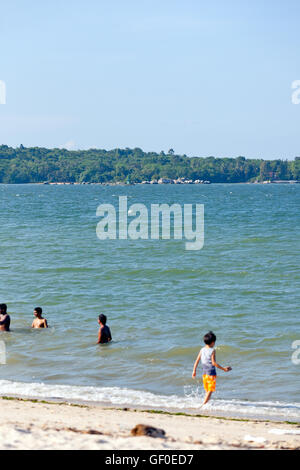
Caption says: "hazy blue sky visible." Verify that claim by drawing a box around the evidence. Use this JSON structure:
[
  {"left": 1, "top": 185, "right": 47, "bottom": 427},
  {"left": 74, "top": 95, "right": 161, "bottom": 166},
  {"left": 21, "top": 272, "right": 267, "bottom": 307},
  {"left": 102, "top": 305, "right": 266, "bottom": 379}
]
[{"left": 1, "top": 0, "right": 300, "bottom": 159}]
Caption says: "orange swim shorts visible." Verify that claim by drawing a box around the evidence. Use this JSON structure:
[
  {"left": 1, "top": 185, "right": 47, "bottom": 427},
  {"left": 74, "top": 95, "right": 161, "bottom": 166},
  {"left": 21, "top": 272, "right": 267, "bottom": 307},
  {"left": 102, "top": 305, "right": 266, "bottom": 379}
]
[{"left": 202, "top": 374, "right": 216, "bottom": 392}]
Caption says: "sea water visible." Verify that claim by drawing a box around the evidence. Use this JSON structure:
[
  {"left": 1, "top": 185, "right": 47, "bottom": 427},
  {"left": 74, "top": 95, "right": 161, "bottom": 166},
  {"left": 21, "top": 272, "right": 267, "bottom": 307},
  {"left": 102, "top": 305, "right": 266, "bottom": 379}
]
[{"left": 0, "top": 183, "right": 299, "bottom": 422}]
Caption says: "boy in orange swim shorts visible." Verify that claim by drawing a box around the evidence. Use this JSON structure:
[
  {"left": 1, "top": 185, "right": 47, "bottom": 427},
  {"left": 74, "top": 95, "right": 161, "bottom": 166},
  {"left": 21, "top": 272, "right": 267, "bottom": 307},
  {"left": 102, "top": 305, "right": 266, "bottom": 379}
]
[{"left": 192, "top": 331, "right": 232, "bottom": 406}]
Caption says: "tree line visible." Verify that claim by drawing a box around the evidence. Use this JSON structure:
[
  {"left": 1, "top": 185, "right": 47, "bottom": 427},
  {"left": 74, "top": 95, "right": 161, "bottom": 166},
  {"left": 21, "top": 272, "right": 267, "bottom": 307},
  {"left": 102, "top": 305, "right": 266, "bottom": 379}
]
[{"left": 0, "top": 145, "right": 299, "bottom": 183}]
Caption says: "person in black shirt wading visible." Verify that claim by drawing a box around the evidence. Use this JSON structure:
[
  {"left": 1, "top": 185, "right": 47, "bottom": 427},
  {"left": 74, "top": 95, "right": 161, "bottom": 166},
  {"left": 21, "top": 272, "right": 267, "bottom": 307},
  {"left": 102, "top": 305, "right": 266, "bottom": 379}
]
[{"left": 97, "top": 314, "right": 112, "bottom": 344}]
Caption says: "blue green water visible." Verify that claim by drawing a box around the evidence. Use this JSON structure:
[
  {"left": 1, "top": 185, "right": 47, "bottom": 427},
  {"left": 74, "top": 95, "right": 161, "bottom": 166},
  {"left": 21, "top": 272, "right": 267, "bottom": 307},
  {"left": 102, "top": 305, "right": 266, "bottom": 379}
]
[{"left": 0, "top": 183, "right": 299, "bottom": 421}]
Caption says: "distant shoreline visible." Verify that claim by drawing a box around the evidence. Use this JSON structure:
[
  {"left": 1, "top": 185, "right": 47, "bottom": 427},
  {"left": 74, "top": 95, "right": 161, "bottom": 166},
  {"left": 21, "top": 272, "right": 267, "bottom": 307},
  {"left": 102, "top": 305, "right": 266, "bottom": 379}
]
[
  {"left": 1, "top": 146, "right": 299, "bottom": 184},
  {"left": 0, "top": 180, "right": 299, "bottom": 186}
]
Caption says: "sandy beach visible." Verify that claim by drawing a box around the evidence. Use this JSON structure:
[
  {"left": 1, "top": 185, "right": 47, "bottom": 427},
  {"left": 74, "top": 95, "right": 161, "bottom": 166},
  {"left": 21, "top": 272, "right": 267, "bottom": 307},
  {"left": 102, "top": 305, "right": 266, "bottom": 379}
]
[{"left": 0, "top": 397, "right": 299, "bottom": 450}]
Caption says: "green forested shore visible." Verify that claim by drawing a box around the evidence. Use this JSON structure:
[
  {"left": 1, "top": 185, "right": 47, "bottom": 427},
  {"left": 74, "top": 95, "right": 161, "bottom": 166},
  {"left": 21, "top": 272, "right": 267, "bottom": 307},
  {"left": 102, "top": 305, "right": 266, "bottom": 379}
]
[{"left": 0, "top": 145, "right": 299, "bottom": 183}]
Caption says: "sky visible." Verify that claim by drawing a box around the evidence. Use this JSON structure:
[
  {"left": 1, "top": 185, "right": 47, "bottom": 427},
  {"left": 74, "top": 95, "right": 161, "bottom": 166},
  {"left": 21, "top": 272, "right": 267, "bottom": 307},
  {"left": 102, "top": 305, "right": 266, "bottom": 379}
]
[{"left": 0, "top": 0, "right": 300, "bottom": 159}]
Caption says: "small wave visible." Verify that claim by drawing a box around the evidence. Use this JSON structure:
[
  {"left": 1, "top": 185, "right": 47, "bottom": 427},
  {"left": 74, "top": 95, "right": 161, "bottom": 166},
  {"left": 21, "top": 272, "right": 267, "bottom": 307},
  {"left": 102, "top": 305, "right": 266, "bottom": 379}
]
[{"left": 0, "top": 379, "right": 299, "bottom": 422}]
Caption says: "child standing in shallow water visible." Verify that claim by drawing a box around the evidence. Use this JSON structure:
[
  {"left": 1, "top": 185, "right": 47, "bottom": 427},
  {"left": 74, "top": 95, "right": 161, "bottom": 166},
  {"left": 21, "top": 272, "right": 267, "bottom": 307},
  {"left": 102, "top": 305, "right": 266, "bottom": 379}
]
[{"left": 192, "top": 331, "right": 232, "bottom": 406}]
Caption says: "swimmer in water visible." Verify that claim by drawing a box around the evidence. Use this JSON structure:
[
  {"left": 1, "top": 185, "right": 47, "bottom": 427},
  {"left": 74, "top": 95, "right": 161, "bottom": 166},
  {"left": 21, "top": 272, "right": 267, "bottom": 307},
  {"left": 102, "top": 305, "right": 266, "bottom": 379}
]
[
  {"left": 0, "top": 304, "right": 10, "bottom": 332},
  {"left": 97, "top": 314, "right": 112, "bottom": 344},
  {"left": 31, "top": 307, "right": 48, "bottom": 329}
]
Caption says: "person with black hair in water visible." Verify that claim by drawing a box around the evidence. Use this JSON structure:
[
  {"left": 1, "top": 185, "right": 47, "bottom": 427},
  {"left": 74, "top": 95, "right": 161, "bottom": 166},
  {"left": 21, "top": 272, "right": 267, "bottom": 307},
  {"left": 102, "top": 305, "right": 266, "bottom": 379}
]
[
  {"left": 192, "top": 331, "right": 232, "bottom": 406},
  {"left": 32, "top": 307, "right": 48, "bottom": 329},
  {"left": 97, "top": 314, "right": 112, "bottom": 344}
]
